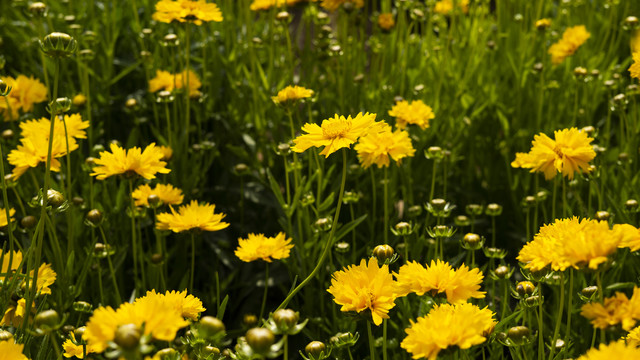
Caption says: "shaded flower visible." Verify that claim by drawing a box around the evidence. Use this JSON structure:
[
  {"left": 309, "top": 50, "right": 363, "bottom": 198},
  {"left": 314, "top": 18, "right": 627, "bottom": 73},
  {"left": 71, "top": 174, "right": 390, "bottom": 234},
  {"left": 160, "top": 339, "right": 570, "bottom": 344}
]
[
  {"left": 626, "top": 326, "right": 640, "bottom": 347},
  {"left": 0, "top": 341, "right": 28, "bottom": 360},
  {"left": 156, "top": 200, "right": 230, "bottom": 233},
  {"left": 91, "top": 143, "right": 170, "bottom": 180},
  {"left": 548, "top": 25, "right": 590, "bottom": 65},
  {"left": 28, "top": 263, "right": 57, "bottom": 295},
  {"left": 0, "top": 249, "right": 22, "bottom": 273},
  {"left": 0, "top": 75, "right": 47, "bottom": 120},
  {"left": 378, "top": 13, "right": 395, "bottom": 31},
  {"left": 250, "top": 0, "right": 302, "bottom": 11},
  {"left": 355, "top": 122, "right": 415, "bottom": 168},
  {"left": 511, "top": 128, "right": 596, "bottom": 180},
  {"left": 434, "top": 0, "right": 469, "bottom": 15},
  {"left": 272, "top": 85, "right": 313, "bottom": 105},
  {"left": 148, "top": 70, "right": 202, "bottom": 97},
  {"left": 132, "top": 183, "right": 184, "bottom": 207},
  {"left": 327, "top": 257, "right": 398, "bottom": 326},
  {"left": 62, "top": 333, "right": 100, "bottom": 359},
  {"left": 394, "top": 260, "right": 485, "bottom": 303},
  {"left": 629, "top": 52, "right": 640, "bottom": 80},
  {"left": 235, "top": 232, "right": 294, "bottom": 262},
  {"left": 153, "top": 0, "right": 223, "bottom": 25},
  {"left": 577, "top": 340, "right": 640, "bottom": 359},
  {"left": 320, "top": 0, "right": 364, "bottom": 12},
  {"left": 401, "top": 303, "right": 496, "bottom": 360},
  {"left": 0, "top": 208, "right": 15, "bottom": 228},
  {"left": 1, "top": 298, "right": 29, "bottom": 327},
  {"left": 292, "top": 112, "right": 377, "bottom": 157},
  {"left": 388, "top": 100, "right": 435, "bottom": 130},
  {"left": 581, "top": 287, "right": 640, "bottom": 331}
]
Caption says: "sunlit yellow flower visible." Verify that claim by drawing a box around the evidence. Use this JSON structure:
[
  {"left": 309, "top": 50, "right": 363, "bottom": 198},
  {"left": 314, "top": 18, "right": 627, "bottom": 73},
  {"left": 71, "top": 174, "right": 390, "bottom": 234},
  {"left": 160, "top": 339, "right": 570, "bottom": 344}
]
[
  {"left": 137, "top": 290, "right": 205, "bottom": 321},
  {"left": 578, "top": 340, "right": 640, "bottom": 359},
  {"left": 0, "top": 250, "right": 22, "bottom": 273},
  {"left": 20, "top": 114, "right": 89, "bottom": 141},
  {"left": 91, "top": 143, "right": 170, "bottom": 180},
  {"left": 132, "top": 183, "right": 184, "bottom": 207},
  {"left": 535, "top": 18, "right": 551, "bottom": 29},
  {"left": 518, "top": 217, "right": 620, "bottom": 272},
  {"left": 626, "top": 325, "right": 640, "bottom": 347},
  {"left": 548, "top": 25, "right": 590, "bottom": 65},
  {"left": 394, "top": 260, "right": 485, "bottom": 303},
  {"left": 62, "top": 333, "right": 100, "bottom": 359},
  {"left": 328, "top": 257, "right": 398, "bottom": 326},
  {"left": 355, "top": 122, "right": 415, "bottom": 168},
  {"left": 149, "top": 70, "right": 175, "bottom": 93},
  {"left": 630, "top": 52, "right": 640, "bottom": 79},
  {"left": 8, "top": 133, "right": 77, "bottom": 179},
  {"left": 0, "top": 208, "right": 15, "bottom": 228},
  {"left": 156, "top": 200, "right": 230, "bottom": 233},
  {"left": 0, "top": 75, "right": 48, "bottom": 120},
  {"left": 401, "top": 303, "right": 496, "bottom": 360},
  {"left": 271, "top": 85, "right": 314, "bottom": 105},
  {"left": 153, "top": 0, "right": 223, "bottom": 25},
  {"left": 434, "top": 0, "right": 469, "bottom": 15},
  {"left": 0, "top": 341, "right": 28, "bottom": 360},
  {"left": 148, "top": 70, "right": 202, "bottom": 97},
  {"left": 511, "top": 128, "right": 596, "bottom": 180},
  {"left": 235, "top": 232, "right": 294, "bottom": 263},
  {"left": 378, "top": 13, "right": 395, "bottom": 30},
  {"left": 581, "top": 287, "right": 640, "bottom": 331},
  {"left": 83, "top": 297, "right": 189, "bottom": 353},
  {"left": 388, "top": 100, "right": 435, "bottom": 130},
  {"left": 175, "top": 70, "right": 202, "bottom": 97},
  {"left": 29, "top": 263, "right": 57, "bottom": 295},
  {"left": 250, "top": 0, "right": 302, "bottom": 11},
  {"left": 615, "top": 224, "right": 640, "bottom": 252},
  {"left": 320, "top": 0, "right": 363, "bottom": 12},
  {"left": 292, "top": 112, "right": 377, "bottom": 157},
  {"left": 72, "top": 94, "right": 87, "bottom": 107},
  {"left": 1, "top": 298, "right": 29, "bottom": 328}
]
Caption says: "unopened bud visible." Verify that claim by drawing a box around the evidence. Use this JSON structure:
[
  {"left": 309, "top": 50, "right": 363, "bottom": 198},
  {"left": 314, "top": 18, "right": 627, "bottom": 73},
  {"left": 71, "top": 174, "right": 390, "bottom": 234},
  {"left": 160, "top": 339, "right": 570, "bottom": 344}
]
[
  {"left": 246, "top": 327, "right": 275, "bottom": 354},
  {"left": 372, "top": 244, "right": 394, "bottom": 263}
]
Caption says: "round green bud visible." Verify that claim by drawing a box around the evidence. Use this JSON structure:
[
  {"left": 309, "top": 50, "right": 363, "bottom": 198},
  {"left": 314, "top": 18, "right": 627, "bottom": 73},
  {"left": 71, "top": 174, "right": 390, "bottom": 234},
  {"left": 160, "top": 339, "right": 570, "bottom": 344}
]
[
  {"left": 35, "top": 309, "right": 60, "bottom": 332},
  {"left": 245, "top": 328, "right": 275, "bottom": 354},
  {"left": 372, "top": 244, "right": 394, "bottom": 263},
  {"left": 114, "top": 323, "right": 140, "bottom": 350},
  {"left": 273, "top": 309, "right": 298, "bottom": 330},
  {"left": 86, "top": 209, "right": 103, "bottom": 225},
  {"left": 41, "top": 32, "right": 77, "bottom": 58},
  {"left": 21, "top": 215, "right": 37, "bottom": 229},
  {"left": 199, "top": 316, "right": 225, "bottom": 338},
  {"left": 305, "top": 341, "right": 326, "bottom": 357}
]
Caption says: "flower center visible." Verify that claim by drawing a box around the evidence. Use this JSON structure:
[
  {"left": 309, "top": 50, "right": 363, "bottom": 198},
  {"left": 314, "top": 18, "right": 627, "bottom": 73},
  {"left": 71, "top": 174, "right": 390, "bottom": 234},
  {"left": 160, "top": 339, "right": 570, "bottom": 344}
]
[
  {"left": 322, "top": 119, "right": 351, "bottom": 139},
  {"left": 553, "top": 144, "right": 567, "bottom": 158}
]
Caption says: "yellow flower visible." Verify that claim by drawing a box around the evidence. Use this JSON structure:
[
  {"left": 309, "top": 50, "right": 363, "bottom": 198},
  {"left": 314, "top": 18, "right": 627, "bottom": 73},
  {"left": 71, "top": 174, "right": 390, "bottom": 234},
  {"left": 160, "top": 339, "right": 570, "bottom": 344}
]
[
  {"left": 83, "top": 297, "right": 189, "bottom": 353},
  {"left": 388, "top": 100, "right": 435, "bottom": 130},
  {"left": 320, "top": 0, "right": 364, "bottom": 12},
  {"left": 8, "top": 133, "right": 77, "bottom": 179},
  {"left": 132, "top": 183, "right": 184, "bottom": 207},
  {"left": 1, "top": 298, "right": 28, "bottom": 328},
  {"left": 0, "top": 96, "right": 20, "bottom": 121},
  {"left": 581, "top": 287, "right": 640, "bottom": 331},
  {"left": 0, "top": 249, "right": 22, "bottom": 273},
  {"left": 250, "top": 0, "right": 302, "bottom": 11},
  {"left": 355, "top": 122, "right": 415, "bottom": 168},
  {"left": 20, "top": 114, "right": 89, "bottom": 141},
  {"left": 394, "top": 260, "right": 485, "bottom": 303},
  {"left": 91, "top": 143, "right": 170, "bottom": 180},
  {"left": 72, "top": 94, "right": 87, "bottom": 107},
  {"left": 401, "top": 303, "right": 496, "bottom": 360},
  {"left": 378, "top": 13, "right": 395, "bottom": 30},
  {"left": 137, "top": 290, "right": 205, "bottom": 321},
  {"left": 29, "top": 263, "right": 57, "bottom": 295},
  {"left": 626, "top": 326, "right": 640, "bottom": 347},
  {"left": 548, "top": 25, "right": 590, "bottom": 65},
  {"left": 292, "top": 112, "right": 377, "bottom": 157},
  {"left": 0, "top": 341, "right": 28, "bottom": 360},
  {"left": 62, "top": 333, "right": 100, "bottom": 359},
  {"left": 518, "top": 217, "right": 620, "bottom": 272},
  {"left": 614, "top": 224, "right": 640, "bottom": 252},
  {"left": 158, "top": 145, "right": 173, "bottom": 161},
  {"left": 235, "top": 232, "right": 294, "bottom": 262},
  {"left": 434, "top": 0, "right": 469, "bottom": 15},
  {"left": 0, "top": 208, "right": 15, "bottom": 228},
  {"left": 0, "top": 75, "right": 48, "bottom": 120},
  {"left": 271, "top": 85, "right": 314, "bottom": 105},
  {"left": 327, "top": 257, "right": 398, "bottom": 326},
  {"left": 578, "top": 340, "right": 640, "bottom": 360},
  {"left": 535, "top": 18, "right": 551, "bottom": 29},
  {"left": 511, "top": 128, "right": 596, "bottom": 180},
  {"left": 149, "top": 70, "right": 175, "bottom": 93},
  {"left": 630, "top": 52, "right": 640, "bottom": 79},
  {"left": 153, "top": 0, "right": 223, "bottom": 25},
  {"left": 156, "top": 200, "right": 230, "bottom": 233},
  {"left": 175, "top": 70, "right": 202, "bottom": 97},
  {"left": 148, "top": 70, "right": 202, "bottom": 97}
]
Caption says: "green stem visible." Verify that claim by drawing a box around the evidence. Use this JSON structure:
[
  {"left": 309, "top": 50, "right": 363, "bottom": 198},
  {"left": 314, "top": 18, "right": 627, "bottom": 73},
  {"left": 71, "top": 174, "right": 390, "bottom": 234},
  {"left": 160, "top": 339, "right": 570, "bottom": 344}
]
[
  {"left": 184, "top": 24, "right": 191, "bottom": 149},
  {"left": 565, "top": 268, "right": 573, "bottom": 345},
  {"left": 62, "top": 116, "right": 74, "bottom": 257},
  {"left": 548, "top": 272, "right": 565, "bottom": 360},
  {"left": 429, "top": 160, "right": 437, "bottom": 200},
  {"left": 165, "top": 102, "right": 173, "bottom": 148},
  {"left": 367, "top": 321, "right": 376, "bottom": 360},
  {"left": 98, "top": 225, "right": 122, "bottom": 303},
  {"left": 277, "top": 149, "right": 348, "bottom": 310},
  {"left": 383, "top": 166, "right": 389, "bottom": 244},
  {"left": 260, "top": 262, "right": 269, "bottom": 320},
  {"left": 382, "top": 319, "right": 388, "bottom": 360},
  {"left": 190, "top": 232, "right": 196, "bottom": 291},
  {"left": 537, "top": 281, "right": 544, "bottom": 360},
  {"left": 128, "top": 179, "right": 140, "bottom": 291}
]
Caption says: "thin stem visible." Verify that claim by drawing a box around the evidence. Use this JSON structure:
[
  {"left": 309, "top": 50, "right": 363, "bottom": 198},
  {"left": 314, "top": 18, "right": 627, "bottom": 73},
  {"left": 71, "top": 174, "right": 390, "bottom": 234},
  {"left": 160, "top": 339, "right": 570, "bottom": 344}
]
[
  {"left": 565, "top": 268, "right": 573, "bottom": 344},
  {"left": 277, "top": 149, "right": 348, "bottom": 310},
  {"left": 128, "top": 179, "right": 140, "bottom": 291},
  {"left": 98, "top": 225, "right": 122, "bottom": 304},
  {"left": 429, "top": 160, "right": 437, "bottom": 200},
  {"left": 383, "top": 166, "right": 389, "bottom": 244},
  {"left": 184, "top": 25, "right": 192, "bottom": 148},
  {"left": 382, "top": 319, "right": 388, "bottom": 360},
  {"left": 190, "top": 232, "right": 196, "bottom": 291},
  {"left": 537, "top": 281, "right": 544, "bottom": 360},
  {"left": 260, "top": 262, "right": 270, "bottom": 320},
  {"left": 367, "top": 321, "right": 376, "bottom": 360},
  {"left": 548, "top": 272, "right": 565, "bottom": 360}
]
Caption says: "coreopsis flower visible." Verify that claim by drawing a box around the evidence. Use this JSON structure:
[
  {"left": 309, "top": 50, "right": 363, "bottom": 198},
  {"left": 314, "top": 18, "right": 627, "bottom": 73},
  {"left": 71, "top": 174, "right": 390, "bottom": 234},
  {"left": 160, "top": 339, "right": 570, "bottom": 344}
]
[
  {"left": 327, "top": 257, "right": 398, "bottom": 326},
  {"left": 511, "top": 127, "right": 596, "bottom": 180},
  {"left": 72, "top": 94, "right": 87, "bottom": 107},
  {"left": 518, "top": 217, "right": 620, "bottom": 272},
  {"left": 1, "top": 298, "right": 29, "bottom": 327},
  {"left": 388, "top": 100, "right": 435, "bottom": 130},
  {"left": 271, "top": 85, "right": 314, "bottom": 105},
  {"left": 378, "top": 13, "right": 395, "bottom": 31},
  {"left": 629, "top": 52, "right": 640, "bottom": 79},
  {"left": 355, "top": 122, "right": 415, "bottom": 168},
  {"left": 434, "top": 0, "right": 469, "bottom": 15},
  {"left": 250, "top": 0, "right": 302, "bottom": 11},
  {"left": 394, "top": 260, "right": 485, "bottom": 303},
  {"left": 158, "top": 145, "right": 173, "bottom": 161},
  {"left": 0, "top": 250, "right": 22, "bottom": 273},
  {"left": 140, "top": 290, "right": 205, "bottom": 321},
  {"left": 83, "top": 298, "right": 189, "bottom": 353},
  {"left": 20, "top": 113, "right": 89, "bottom": 141},
  {"left": 548, "top": 25, "right": 590, "bottom": 65},
  {"left": 320, "top": 0, "right": 364, "bottom": 12},
  {"left": 62, "top": 333, "right": 100, "bottom": 359},
  {"left": 578, "top": 340, "right": 640, "bottom": 359},
  {"left": 8, "top": 132, "right": 78, "bottom": 179},
  {"left": 292, "top": 112, "right": 377, "bottom": 157},
  {"left": 149, "top": 70, "right": 174, "bottom": 93},
  {"left": 0, "top": 75, "right": 47, "bottom": 120},
  {"left": 626, "top": 326, "right": 640, "bottom": 347},
  {"left": 148, "top": 70, "right": 202, "bottom": 97},
  {"left": 615, "top": 224, "right": 640, "bottom": 251},
  {"left": 535, "top": 18, "right": 551, "bottom": 30},
  {"left": 581, "top": 287, "right": 640, "bottom": 331},
  {"left": 156, "top": 200, "right": 230, "bottom": 233},
  {"left": 0, "top": 208, "right": 15, "bottom": 228},
  {"left": 401, "top": 303, "right": 496, "bottom": 360},
  {"left": 90, "top": 143, "right": 170, "bottom": 180},
  {"left": 153, "top": 0, "right": 223, "bottom": 25},
  {"left": 235, "top": 232, "right": 294, "bottom": 262},
  {"left": 27, "top": 263, "right": 57, "bottom": 295},
  {"left": 132, "top": 183, "right": 184, "bottom": 207},
  {"left": 0, "top": 341, "right": 28, "bottom": 360}
]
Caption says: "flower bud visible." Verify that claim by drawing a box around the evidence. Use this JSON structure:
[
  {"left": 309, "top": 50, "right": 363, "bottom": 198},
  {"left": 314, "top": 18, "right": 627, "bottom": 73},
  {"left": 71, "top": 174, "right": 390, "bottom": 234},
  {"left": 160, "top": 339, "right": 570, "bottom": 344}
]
[
  {"left": 334, "top": 241, "right": 349, "bottom": 253},
  {"left": 573, "top": 66, "right": 588, "bottom": 78},
  {"left": 47, "top": 189, "right": 65, "bottom": 208},
  {"left": 114, "top": 324, "right": 140, "bottom": 350},
  {"left": 485, "top": 203, "right": 502, "bottom": 216},
  {"left": 625, "top": 16, "right": 639, "bottom": 28},
  {"left": 314, "top": 218, "right": 332, "bottom": 232},
  {"left": 595, "top": 211, "right": 610, "bottom": 221},
  {"left": 462, "top": 233, "right": 483, "bottom": 250},
  {"left": 407, "top": 205, "right": 422, "bottom": 218},
  {"left": 454, "top": 215, "right": 471, "bottom": 227},
  {"left": 507, "top": 326, "right": 530, "bottom": 345},
  {"left": 21, "top": 215, "right": 37, "bottom": 229},
  {"left": 243, "top": 314, "right": 258, "bottom": 328},
  {"left": 276, "top": 11, "right": 290, "bottom": 21},
  {"left": 234, "top": 163, "right": 249, "bottom": 175},
  {"left": 47, "top": 97, "right": 72, "bottom": 115},
  {"left": 29, "top": 2, "right": 47, "bottom": 17},
  {"left": 465, "top": 204, "right": 483, "bottom": 216},
  {"left": 199, "top": 316, "right": 225, "bottom": 338},
  {"left": 86, "top": 209, "right": 103, "bottom": 225},
  {"left": 0, "top": 329, "right": 13, "bottom": 341},
  {"left": 125, "top": 98, "right": 139, "bottom": 110},
  {"left": 163, "top": 34, "right": 180, "bottom": 48},
  {"left": 581, "top": 286, "right": 598, "bottom": 298},
  {"left": 516, "top": 281, "right": 535, "bottom": 297},
  {"left": 157, "top": 90, "right": 175, "bottom": 103},
  {"left": 73, "top": 301, "right": 92, "bottom": 313},
  {"left": 151, "top": 253, "right": 163, "bottom": 264},
  {"left": 535, "top": 18, "right": 551, "bottom": 30},
  {"left": 372, "top": 245, "right": 394, "bottom": 263},
  {"left": 533, "top": 62, "right": 544, "bottom": 73},
  {"left": 147, "top": 194, "right": 161, "bottom": 208},
  {"left": 246, "top": 328, "right": 275, "bottom": 354},
  {"left": 305, "top": 341, "right": 326, "bottom": 357},
  {"left": 626, "top": 199, "right": 639, "bottom": 211},
  {"left": 156, "top": 348, "right": 178, "bottom": 359},
  {"left": 72, "top": 94, "right": 87, "bottom": 107},
  {"left": 35, "top": 309, "right": 60, "bottom": 332},
  {"left": 273, "top": 309, "right": 298, "bottom": 331},
  {"left": 393, "top": 222, "right": 412, "bottom": 236},
  {"left": 425, "top": 146, "right": 443, "bottom": 160},
  {"left": 41, "top": 32, "right": 77, "bottom": 58},
  {"left": 74, "top": 326, "right": 86, "bottom": 340},
  {"left": 72, "top": 196, "right": 84, "bottom": 206}
]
